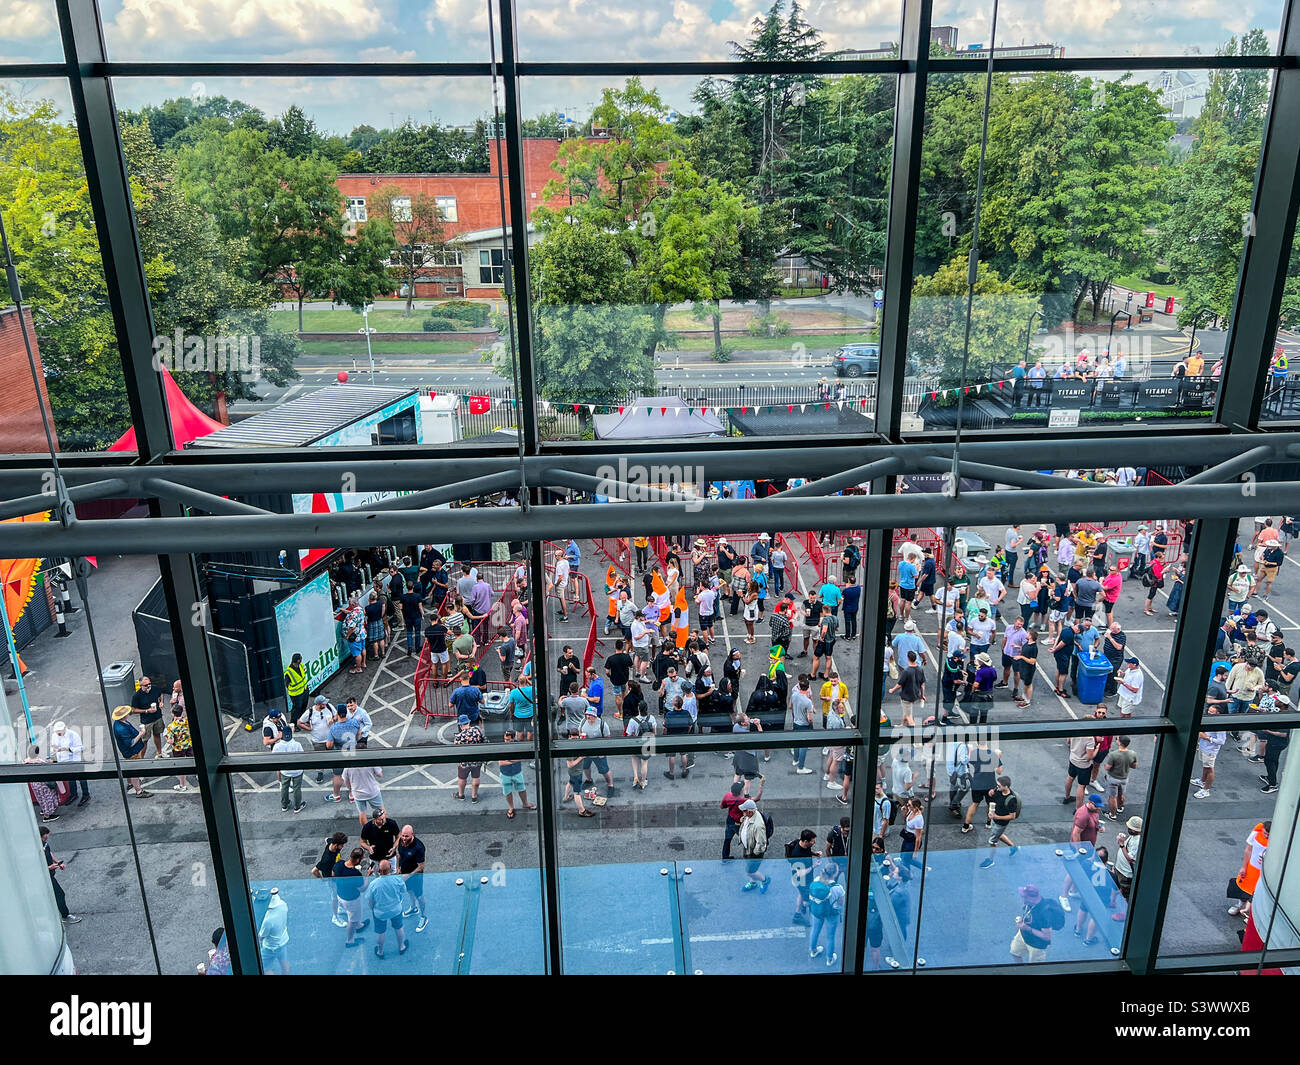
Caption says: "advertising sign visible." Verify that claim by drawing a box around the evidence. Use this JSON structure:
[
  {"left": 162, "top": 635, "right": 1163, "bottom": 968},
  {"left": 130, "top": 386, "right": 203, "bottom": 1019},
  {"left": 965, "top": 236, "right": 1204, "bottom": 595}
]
[{"left": 274, "top": 571, "right": 342, "bottom": 693}]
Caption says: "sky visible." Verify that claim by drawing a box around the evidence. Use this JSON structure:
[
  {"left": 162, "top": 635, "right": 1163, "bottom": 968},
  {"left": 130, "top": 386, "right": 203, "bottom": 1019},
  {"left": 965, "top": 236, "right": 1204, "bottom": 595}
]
[{"left": 0, "top": 0, "right": 1287, "bottom": 131}]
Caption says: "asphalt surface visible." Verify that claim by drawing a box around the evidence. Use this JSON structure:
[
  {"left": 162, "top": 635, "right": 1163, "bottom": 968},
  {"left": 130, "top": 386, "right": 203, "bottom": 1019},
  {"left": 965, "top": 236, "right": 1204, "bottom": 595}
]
[{"left": 14, "top": 513, "right": 1293, "bottom": 972}]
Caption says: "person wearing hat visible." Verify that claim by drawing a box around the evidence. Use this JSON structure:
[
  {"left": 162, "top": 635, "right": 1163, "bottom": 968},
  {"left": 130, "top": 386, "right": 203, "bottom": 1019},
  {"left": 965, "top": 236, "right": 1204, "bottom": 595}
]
[
  {"left": 1114, "top": 657, "right": 1144, "bottom": 718},
  {"left": 1010, "top": 883, "right": 1061, "bottom": 963},
  {"left": 890, "top": 618, "right": 927, "bottom": 664},
  {"left": 1114, "top": 817, "right": 1143, "bottom": 901},
  {"left": 296, "top": 695, "right": 335, "bottom": 783},
  {"left": 453, "top": 713, "right": 486, "bottom": 803},
  {"left": 50, "top": 720, "right": 89, "bottom": 807},
  {"left": 1059, "top": 793, "right": 1108, "bottom": 912},
  {"left": 111, "top": 706, "right": 151, "bottom": 798},
  {"left": 969, "top": 652, "right": 997, "bottom": 724},
  {"left": 1227, "top": 564, "right": 1256, "bottom": 615},
  {"left": 751, "top": 531, "right": 771, "bottom": 568},
  {"left": 261, "top": 706, "right": 288, "bottom": 749}
]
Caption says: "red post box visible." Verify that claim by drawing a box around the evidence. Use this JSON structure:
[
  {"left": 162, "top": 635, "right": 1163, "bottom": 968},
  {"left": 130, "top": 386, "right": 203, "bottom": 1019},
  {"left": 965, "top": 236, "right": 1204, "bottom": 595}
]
[
  {"left": 1164, "top": 296, "right": 1176, "bottom": 315},
  {"left": 1145, "top": 291, "right": 1155, "bottom": 308}
]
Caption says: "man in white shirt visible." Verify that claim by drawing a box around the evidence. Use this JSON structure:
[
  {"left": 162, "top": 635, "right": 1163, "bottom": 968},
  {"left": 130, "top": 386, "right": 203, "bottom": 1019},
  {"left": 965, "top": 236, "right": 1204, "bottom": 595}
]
[
  {"left": 50, "top": 721, "right": 89, "bottom": 806},
  {"left": 1116, "top": 657, "right": 1144, "bottom": 717},
  {"left": 273, "top": 732, "right": 306, "bottom": 814},
  {"left": 297, "top": 695, "right": 335, "bottom": 783},
  {"left": 345, "top": 697, "right": 373, "bottom": 747},
  {"left": 549, "top": 552, "right": 571, "bottom": 621},
  {"left": 978, "top": 572, "right": 1006, "bottom": 619}
]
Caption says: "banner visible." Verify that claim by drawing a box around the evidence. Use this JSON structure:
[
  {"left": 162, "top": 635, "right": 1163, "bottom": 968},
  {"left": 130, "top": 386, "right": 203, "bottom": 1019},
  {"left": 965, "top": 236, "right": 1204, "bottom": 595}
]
[{"left": 273, "top": 571, "right": 342, "bottom": 694}]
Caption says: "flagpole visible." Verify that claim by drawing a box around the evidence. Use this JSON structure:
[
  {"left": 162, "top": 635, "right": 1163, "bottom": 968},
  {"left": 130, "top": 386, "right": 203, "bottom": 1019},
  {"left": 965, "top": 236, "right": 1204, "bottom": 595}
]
[{"left": 0, "top": 585, "right": 36, "bottom": 747}]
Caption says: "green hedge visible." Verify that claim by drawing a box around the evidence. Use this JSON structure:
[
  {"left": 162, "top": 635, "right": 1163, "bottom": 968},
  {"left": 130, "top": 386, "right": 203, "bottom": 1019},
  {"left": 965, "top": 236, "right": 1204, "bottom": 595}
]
[
  {"left": 435, "top": 300, "right": 491, "bottom": 327},
  {"left": 421, "top": 316, "right": 461, "bottom": 332}
]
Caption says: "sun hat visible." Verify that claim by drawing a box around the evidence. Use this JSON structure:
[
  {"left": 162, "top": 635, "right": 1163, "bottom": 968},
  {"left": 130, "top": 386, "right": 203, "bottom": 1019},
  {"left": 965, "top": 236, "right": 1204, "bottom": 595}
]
[{"left": 112, "top": 705, "right": 133, "bottom": 722}]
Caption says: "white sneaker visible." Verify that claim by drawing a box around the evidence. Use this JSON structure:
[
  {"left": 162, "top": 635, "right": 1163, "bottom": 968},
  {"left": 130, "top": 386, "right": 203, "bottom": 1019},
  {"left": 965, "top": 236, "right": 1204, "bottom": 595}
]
[
  {"left": 172, "top": 784, "right": 190, "bottom": 792},
  {"left": 332, "top": 914, "right": 348, "bottom": 928},
  {"left": 795, "top": 767, "right": 813, "bottom": 775},
  {"left": 1190, "top": 777, "right": 1205, "bottom": 787},
  {"left": 1194, "top": 789, "right": 1211, "bottom": 799},
  {"left": 1058, "top": 895, "right": 1072, "bottom": 913},
  {"left": 826, "top": 780, "right": 841, "bottom": 790},
  {"left": 823, "top": 773, "right": 830, "bottom": 781},
  {"left": 822, "top": 747, "right": 829, "bottom": 755}
]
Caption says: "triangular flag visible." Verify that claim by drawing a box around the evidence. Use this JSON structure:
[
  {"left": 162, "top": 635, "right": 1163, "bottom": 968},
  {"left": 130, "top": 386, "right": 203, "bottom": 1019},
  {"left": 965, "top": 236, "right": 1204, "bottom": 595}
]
[
  {"left": 573, "top": 403, "right": 580, "bottom": 412},
  {"left": 860, "top": 399, "right": 867, "bottom": 407},
  {"left": 788, "top": 405, "right": 794, "bottom": 412},
  {"left": 800, "top": 404, "right": 807, "bottom": 413},
  {"left": 837, "top": 401, "right": 844, "bottom": 409},
  {"left": 824, "top": 402, "right": 831, "bottom": 410},
  {"left": 998, "top": 380, "right": 1004, "bottom": 389},
  {"left": 618, "top": 406, "right": 624, "bottom": 414},
  {"left": 661, "top": 407, "right": 667, "bottom": 416}
]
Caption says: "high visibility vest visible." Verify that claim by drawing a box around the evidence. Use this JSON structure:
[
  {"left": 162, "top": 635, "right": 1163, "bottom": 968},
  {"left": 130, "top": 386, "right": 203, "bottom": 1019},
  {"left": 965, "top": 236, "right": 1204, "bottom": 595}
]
[{"left": 284, "top": 663, "right": 309, "bottom": 697}]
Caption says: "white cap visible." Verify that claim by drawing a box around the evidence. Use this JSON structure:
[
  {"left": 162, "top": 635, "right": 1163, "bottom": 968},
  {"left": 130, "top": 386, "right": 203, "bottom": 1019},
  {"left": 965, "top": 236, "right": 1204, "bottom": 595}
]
[
  {"left": 904, "top": 620, "right": 917, "bottom": 631},
  {"left": 51, "top": 720, "right": 66, "bottom": 734}
]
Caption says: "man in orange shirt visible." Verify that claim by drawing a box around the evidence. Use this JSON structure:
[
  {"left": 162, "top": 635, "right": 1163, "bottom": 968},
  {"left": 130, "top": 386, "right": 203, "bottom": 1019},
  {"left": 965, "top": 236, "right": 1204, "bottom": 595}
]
[
  {"left": 1228, "top": 820, "right": 1271, "bottom": 922},
  {"left": 1186, "top": 351, "right": 1204, "bottom": 377}
]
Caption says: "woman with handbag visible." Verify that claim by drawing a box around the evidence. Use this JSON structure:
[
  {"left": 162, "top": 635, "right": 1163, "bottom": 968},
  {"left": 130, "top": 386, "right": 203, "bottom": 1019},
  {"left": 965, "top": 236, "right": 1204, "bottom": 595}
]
[
  {"left": 1142, "top": 557, "right": 1165, "bottom": 616},
  {"left": 742, "top": 581, "right": 760, "bottom": 644}
]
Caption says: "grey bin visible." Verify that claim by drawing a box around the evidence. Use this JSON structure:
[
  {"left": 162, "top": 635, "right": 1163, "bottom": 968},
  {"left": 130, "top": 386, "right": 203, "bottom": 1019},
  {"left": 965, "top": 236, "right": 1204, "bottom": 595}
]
[
  {"left": 1105, "top": 540, "right": 1136, "bottom": 573},
  {"left": 100, "top": 661, "right": 136, "bottom": 709}
]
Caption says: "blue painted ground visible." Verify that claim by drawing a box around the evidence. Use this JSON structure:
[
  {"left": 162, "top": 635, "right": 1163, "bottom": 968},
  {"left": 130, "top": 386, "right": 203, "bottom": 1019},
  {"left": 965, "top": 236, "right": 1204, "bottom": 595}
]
[{"left": 249, "top": 844, "right": 1127, "bottom": 973}]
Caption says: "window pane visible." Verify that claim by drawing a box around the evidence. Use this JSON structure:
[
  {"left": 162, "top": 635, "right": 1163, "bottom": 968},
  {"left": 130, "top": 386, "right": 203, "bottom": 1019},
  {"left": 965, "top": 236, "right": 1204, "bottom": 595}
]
[
  {"left": 550, "top": 740, "right": 856, "bottom": 974},
  {"left": 907, "top": 62, "right": 1272, "bottom": 436},
  {"left": 110, "top": 75, "right": 515, "bottom": 447},
  {"left": 0, "top": 0, "right": 62, "bottom": 63},
  {"left": 520, "top": 71, "right": 896, "bottom": 442},
  {"left": 885, "top": 514, "right": 1188, "bottom": 725},
  {"left": 0, "top": 78, "right": 136, "bottom": 454},
  {"left": 99, "top": 0, "right": 481, "bottom": 63},
  {"left": 515, "top": 0, "right": 904, "bottom": 63},
  {"left": 874, "top": 734, "right": 1156, "bottom": 969}
]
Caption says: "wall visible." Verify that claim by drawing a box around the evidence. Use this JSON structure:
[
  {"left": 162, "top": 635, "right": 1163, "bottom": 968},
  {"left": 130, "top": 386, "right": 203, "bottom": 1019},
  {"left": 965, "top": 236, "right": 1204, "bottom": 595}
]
[{"left": 0, "top": 307, "right": 59, "bottom": 454}]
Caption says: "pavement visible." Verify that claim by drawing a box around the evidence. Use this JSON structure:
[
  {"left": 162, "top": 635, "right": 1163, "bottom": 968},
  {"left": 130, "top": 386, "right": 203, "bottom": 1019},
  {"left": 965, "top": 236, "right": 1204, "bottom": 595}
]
[{"left": 13, "top": 515, "right": 1291, "bottom": 973}]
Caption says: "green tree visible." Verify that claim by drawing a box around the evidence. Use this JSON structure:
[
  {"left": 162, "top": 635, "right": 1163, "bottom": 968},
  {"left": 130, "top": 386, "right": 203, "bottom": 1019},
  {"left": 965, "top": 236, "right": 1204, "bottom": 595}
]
[
  {"left": 1156, "top": 122, "right": 1258, "bottom": 326},
  {"left": 1197, "top": 30, "right": 1271, "bottom": 146},
  {"left": 494, "top": 219, "right": 655, "bottom": 403},
  {"left": 175, "top": 126, "right": 348, "bottom": 293},
  {"left": 909, "top": 256, "right": 1041, "bottom": 386}
]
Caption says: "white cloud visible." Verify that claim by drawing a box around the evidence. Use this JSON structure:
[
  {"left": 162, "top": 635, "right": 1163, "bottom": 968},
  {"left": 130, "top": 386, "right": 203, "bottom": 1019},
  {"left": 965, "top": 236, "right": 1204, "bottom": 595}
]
[
  {"left": 108, "top": 0, "right": 391, "bottom": 50},
  {"left": 0, "top": 1, "right": 54, "bottom": 39}
]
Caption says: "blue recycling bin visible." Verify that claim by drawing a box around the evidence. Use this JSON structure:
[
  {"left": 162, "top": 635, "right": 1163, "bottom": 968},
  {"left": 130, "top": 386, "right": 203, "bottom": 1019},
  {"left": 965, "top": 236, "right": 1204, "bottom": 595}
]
[{"left": 1075, "top": 652, "right": 1113, "bottom": 704}]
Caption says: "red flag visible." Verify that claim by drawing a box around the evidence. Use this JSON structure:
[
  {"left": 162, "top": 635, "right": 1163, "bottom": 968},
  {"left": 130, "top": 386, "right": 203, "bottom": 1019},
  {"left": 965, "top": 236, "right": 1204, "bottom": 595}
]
[
  {"left": 468, "top": 395, "right": 490, "bottom": 415},
  {"left": 824, "top": 402, "right": 831, "bottom": 410},
  {"left": 618, "top": 406, "right": 624, "bottom": 414},
  {"left": 573, "top": 403, "right": 580, "bottom": 412},
  {"left": 930, "top": 392, "right": 937, "bottom": 399},
  {"left": 787, "top": 405, "right": 794, "bottom": 412},
  {"left": 997, "top": 380, "right": 1005, "bottom": 388},
  {"left": 660, "top": 407, "right": 667, "bottom": 416}
]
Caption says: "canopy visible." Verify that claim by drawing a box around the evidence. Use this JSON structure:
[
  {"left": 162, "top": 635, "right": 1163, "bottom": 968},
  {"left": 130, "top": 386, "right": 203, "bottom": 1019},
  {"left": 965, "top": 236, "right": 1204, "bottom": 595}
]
[
  {"left": 109, "top": 368, "right": 226, "bottom": 451},
  {"left": 593, "top": 395, "right": 724, "bottom": 440}
]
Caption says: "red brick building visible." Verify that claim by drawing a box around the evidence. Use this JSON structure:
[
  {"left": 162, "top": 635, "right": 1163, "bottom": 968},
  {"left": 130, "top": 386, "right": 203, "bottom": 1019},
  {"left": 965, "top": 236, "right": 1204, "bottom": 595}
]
[
  {"left": 337, "top": 138, "right": 578, "bottom": 299},
  {"left": 0, "top": 306, "right": 59, "bottom": 453}
]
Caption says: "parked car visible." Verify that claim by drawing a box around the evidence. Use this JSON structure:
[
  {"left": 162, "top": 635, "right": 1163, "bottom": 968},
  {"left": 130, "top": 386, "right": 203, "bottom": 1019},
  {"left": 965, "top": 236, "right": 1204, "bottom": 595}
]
[{"left": 833, "top": 344, "right": 880, "bottom": 378}]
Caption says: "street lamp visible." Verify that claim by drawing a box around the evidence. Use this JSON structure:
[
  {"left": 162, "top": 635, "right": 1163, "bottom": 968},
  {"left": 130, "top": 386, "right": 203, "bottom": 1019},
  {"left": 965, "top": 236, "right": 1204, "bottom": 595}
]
[
  {"left": 359, "top": 303, "right": 377, "bottom": 384},
  {"left": 1187, "top": 308, "right": 1214, "bottom": 367},
  {"left": 1023, "top": 310, "right": 1041, "bottom": 364},
  {"left": 1106, "top": 308, "right": 1128, "bottom": 363}
]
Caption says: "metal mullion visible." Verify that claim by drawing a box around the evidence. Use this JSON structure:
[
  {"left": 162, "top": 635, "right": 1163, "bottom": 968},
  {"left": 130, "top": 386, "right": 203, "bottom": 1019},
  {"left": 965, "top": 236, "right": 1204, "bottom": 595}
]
[
  {"left": 97, "top": 62, "right": 495, "bottom": 77},
  {"left": 1216, "top": 2, "right": 1300, "bottom": 430},
  {"left": 155, "top": 541, "right": 261, "bottom": 975},
  {"left": 219, "top": 741, "right": 535, "bottom": 774},
  {"left": 1122, "top": 518, "right": 1237, "bottom": 974},
  {"left": 0, "top": 758, "right": 196, "bottom": 784},
  {"left": 874, "top": 0, "right": 932, "bottom": 442},
  {"left": 926, "top": 55, "right": 1287, "bottom": 74},
  {"left": 513, "top": 60, "right": 910, "bottom": 76},
  {"left": 55, "top": 0, "right": 172, "bottom": 461}
]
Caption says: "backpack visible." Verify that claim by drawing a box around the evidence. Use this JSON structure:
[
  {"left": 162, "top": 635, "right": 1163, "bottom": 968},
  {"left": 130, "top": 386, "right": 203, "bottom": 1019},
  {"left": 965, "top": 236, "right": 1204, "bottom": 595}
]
[
  {"left": 808, "top": 878, "right": 833, "bottom": 918},
  {"left": 731, "top": 571, "right": 748, "bottom": 594},
  {"left": 630, "top": 714, "right": 653, "bottom": 739},
  {"left": 762, "top": 812, "right": 775, "bottom": 844},
  {"left": 845, "top": 544, "right": 861, "bottom": 569},
  {"left": 664, "top": 708, "right": 692, "bottom": 733},
  {"left": 783, "top": 839, "right": 802, "bottom": 859},
  {"left": 878, "top": 795, "right": 898, "bottom": 827}
]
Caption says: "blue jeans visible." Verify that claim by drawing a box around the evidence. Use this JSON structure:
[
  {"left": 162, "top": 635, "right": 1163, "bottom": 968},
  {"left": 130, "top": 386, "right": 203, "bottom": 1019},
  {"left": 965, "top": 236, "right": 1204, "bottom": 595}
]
[
  {"left": 810, "top": 915, "right": 840, "bottom": 956},
  {"left": 1166, "top": 581, "right": 1183, "bottom": 613},
  {"left": 793, "top": 722, "right": 812, "bottom": 769},
  {"left": 1231, "top": 698, "right": 1253, "bottom": 715},
  {"left": 772, "top": 568, "right": 785, "bottom": 595},
  {"left": 1005, "top": 552, "right": 1018, "bottom": 584},
  {"left": 405, "top": 625, "right": 418, "bottom": 652}
]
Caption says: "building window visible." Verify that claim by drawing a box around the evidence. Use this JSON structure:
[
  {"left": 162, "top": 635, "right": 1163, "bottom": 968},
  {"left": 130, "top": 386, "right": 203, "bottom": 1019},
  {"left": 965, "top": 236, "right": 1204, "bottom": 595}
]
[
  {"left": 427, "top": 249, "right": 463, "bottom": 267},
  {"left": 435, "top": 196, "right": 458, "bottom": 222},
  {"left": 443, "top": 284, "right": 459, "bottom": 294},
  {"left": 346, "top": 197, "right": 366, "bottom": 222},
  {"left": 392, "top": 196, "right": 412, "bottom": 222},
  {"left": 479, "top": 248, "right": 505, "bottom": 285}
]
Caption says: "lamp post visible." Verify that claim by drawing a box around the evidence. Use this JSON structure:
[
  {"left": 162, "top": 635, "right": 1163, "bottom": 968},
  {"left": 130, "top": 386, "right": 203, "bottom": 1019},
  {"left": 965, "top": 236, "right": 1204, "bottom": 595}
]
[
  {"left": 1023, "top": 310, "right": 1041, "bottom": 365},
  {"left": 359, "top": 303, "right": 377, "bottom": 384},
  {"left": 1187, "top": 308, "right": 1214, "bottom": 365},
  {"left": 1106, "top": 308, "right": 1128, "bottom": 362}
]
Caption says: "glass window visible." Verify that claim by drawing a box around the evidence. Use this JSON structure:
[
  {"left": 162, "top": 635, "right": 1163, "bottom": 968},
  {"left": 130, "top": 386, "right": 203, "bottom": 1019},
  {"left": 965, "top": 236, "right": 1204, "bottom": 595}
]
[
  {"left": 347, "top": 196, "right": 367, "bottom": 222},
  {"left": 436, "top": 195, "right": 458, "bottom": 222},
  {"left": 0, "top": 0, "right": 62, "bottom": 63},
  {"left": 391, "top": 196, "right": 412, "bottom": 222},
  {"left": 479, "top": 248, "right": 504, "bottom": 286},
  {"left": 519, "top": 71, "right": 896, "bottom": 442},
  {"left": 907, "top": 61, "right": 1273, "bottom": 436}
]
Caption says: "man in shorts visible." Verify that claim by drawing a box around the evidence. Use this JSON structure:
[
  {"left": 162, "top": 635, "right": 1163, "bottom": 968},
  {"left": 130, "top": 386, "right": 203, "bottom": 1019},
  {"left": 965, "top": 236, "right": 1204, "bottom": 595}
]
[
  {"left": 359, "top": 806, "right": 399, "bottom": 873},
  {"left": 1192, "top": 711, "right": 1226, "bottom": 798},
  {"left": 1063, "top": 732, "right": 1097, "bottom": 807},
  {"left": 333, "top": 847, "right": 368, "bottom": 948},
  {"left": 498, "top": 731, "right": 537, "bottom": 818},
  {"left": 342, "top": 763, "right": 384, "bottom": 828},
  {"left": 1101, "top": 735, "right": 1138, "bottom": 820},
  {"left": 1009, "top": 884, "right": 1055, "bottom": 963},
  {"left": 367, "top": 860, "right": 408, "bottom": 959},
  {"left": 454, "top": 714, "right": 485, "bottom": 802}
]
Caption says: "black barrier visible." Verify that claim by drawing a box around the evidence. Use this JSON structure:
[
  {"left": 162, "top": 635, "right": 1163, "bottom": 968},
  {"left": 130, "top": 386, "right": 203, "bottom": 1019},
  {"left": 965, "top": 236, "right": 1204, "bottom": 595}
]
[{"left": 132, "top": 579, "right": 256, "bottom": 721}]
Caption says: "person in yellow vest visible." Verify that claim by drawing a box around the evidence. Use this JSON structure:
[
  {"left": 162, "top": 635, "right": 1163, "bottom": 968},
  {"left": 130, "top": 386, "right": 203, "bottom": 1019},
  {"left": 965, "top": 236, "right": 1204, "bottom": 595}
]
[{"left": 284, "top": 653, "right": 310, "bottom": 719}]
